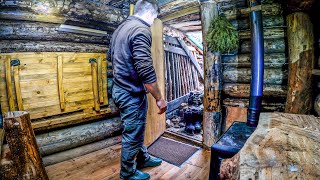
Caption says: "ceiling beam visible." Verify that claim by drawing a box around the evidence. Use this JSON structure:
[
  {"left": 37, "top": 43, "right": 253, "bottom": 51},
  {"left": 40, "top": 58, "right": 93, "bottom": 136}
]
[{"left": 170, "top": 21, "right": 202, "bottom": 29}]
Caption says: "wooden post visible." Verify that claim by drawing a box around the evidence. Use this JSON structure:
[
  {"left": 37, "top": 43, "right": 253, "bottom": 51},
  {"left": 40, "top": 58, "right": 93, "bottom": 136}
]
[
  {"left": 5, "top": 57, "right": 15, "bottom": 111},
  {"left": 285, "top": 12, "right": 314, "bottom": 114},
  {"left": 130, "top": 4, "right": 135, "bottom": 16},
  {"left": 4, "top": 111, "right": 49, "bottom": 180},
  {"left": 90, "top": 58, "right": 100, "bottom": 111},
  {"left": 57, "top": 55, "right": 66, "bottom": 110},
  {"left": 13, "top": 63, "right": 23, "bottom": 111},
  {"left": 201, "top": 0, "right": 222, "bottom": 148}
]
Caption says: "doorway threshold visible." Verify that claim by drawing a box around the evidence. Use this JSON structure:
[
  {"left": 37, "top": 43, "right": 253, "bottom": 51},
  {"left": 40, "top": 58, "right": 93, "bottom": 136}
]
[{"left": 163, "top": 130, "right": 203, "bottom": 148}]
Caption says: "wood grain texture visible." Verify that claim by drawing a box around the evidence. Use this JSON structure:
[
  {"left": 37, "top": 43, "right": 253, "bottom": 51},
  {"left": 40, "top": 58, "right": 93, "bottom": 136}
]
[
  {"left": 223, "top": 83, "right": 287, "bottom": 98},
  {"left": 0, "top": 20, "right": 111, "bottom": 45},
  {"left": 220, "top": 113, "right": 320, "bottom": 179},
  {"left": 0, "top": 53, "right": 111, "bottom": 130},
  {"left": 285, "top": 12, "right": 314, "bottom": 114},
  {"left": 4, "top": 111, "right": 49, "bottom": 180},
  {"left": 36, "top": 116, "right": 122, "bottom": 156},
  {"left": 145, "top": 19, "right": 166, "bottom": 146},
  {"left": 57, "top": 55, "right": 65, "bottom": 110},
  {"left": 201, "top": 1, "right": 222, "bottom": 148},
  {"left": 0, "top": 40, "right": 107, "bottom": 53},
  {"left": 222, "top": 53, "right": 287, "bottom": 68},
  {"left": 45, "top": 143, "right": 211, "bottom": 180},
  {"left": 5, "top": 57, "right": 15, "bottom": 111},
  {"left": 42, "top": 136, "right": 122, "bottom": 166},
  {"left": 13, "top": 66, "right": 23, "bottom": 111},
  {"left": 0, "top": 0, "right": 126, "bottom": 26},
  {"left": 224, "top": 4, "right": 282, "bottom": 20}
]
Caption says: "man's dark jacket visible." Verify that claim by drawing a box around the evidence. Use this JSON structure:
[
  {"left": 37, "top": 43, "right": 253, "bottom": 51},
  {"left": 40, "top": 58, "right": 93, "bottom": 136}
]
[{"left": 108, "top": 16, "right": 157, "bottom": 94}]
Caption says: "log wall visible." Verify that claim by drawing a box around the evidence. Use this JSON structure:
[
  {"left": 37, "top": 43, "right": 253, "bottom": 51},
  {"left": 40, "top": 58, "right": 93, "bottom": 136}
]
[
  {"left": 217, "top": 0, "right": 288, "bottom": 129},
  {"left": 0, "top": 0, "right": 129, "bottom": 167}
]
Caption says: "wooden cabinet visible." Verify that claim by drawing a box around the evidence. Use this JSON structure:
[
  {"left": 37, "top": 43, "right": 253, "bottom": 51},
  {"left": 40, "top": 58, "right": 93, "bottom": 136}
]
[{"left": 0, "top": 52, "right": 109, "bottom": 130}]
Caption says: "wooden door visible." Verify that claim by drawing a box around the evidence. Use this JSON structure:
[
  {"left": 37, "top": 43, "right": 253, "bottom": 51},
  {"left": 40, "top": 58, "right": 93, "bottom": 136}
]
[{"left": 145, "top": 19, "right": 166, "bottom": 146}]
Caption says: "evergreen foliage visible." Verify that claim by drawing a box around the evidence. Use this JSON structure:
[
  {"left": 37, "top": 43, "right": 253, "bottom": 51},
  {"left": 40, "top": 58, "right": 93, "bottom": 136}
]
[{"left": 206, "top": 16, "right": 239, "bottom": 54}]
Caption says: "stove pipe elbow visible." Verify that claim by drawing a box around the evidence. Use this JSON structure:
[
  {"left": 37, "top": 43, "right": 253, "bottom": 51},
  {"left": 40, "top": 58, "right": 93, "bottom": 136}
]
[{"left": 247, "top": 0, "right": 264, "bottom": 127}]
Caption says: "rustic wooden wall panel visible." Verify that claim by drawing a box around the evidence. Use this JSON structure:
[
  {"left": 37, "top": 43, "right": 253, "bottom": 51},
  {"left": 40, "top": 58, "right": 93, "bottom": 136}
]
[{"left": 0, "top": 52, "right": 109, "bottom": 130}]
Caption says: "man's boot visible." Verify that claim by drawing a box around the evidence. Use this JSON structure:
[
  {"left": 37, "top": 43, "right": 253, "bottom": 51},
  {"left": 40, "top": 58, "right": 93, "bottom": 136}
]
[
  {"left": 184, "top": 109, "right": 195, "bottom": 135},
  {"left": 137, "top": 157, "right": 162, "bottom": 169},
  {"left": 120, "top": 170, "right": 150, "bottom": 180},
  {"left": 193, "top": 108, "right": 202, "bottom": 134}
]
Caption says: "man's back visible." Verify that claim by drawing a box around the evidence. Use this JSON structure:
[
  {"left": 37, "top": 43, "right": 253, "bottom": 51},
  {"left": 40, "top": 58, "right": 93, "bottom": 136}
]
[{"left": 109, "top": 16, "right": 157, "bottom": 94}]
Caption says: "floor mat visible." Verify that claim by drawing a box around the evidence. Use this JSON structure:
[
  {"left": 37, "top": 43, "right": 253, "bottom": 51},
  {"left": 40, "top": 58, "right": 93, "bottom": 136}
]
[{"left": 147, "top": 137, "right": 200, "bottom": 167}]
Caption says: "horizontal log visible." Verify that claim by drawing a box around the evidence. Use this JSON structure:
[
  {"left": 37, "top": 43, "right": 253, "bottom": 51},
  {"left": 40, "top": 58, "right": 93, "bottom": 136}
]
[
  {"left": 224, "top": 4, "right": 282, "bottom": 20},
  {"left": 223, "top": 83, "right": 287, "bottom": 98},
  {"left": 36, "top": 116, "right": 122, "bottom": 156},
  {"left": 240, "top": 38, "right": 286, "bottom": 54},
  {"left": 161, "top": 6, "right": 200, "bottom": 22},
  {"left": 163, "top": 13, "right": 201, "bottom": 26},
  {"left": 222, "top": 53, "right": 287, "bottom": 68},
  {"left": 217, "top": 0, "right": 279, "bottom": 11},
  {"left": 231, "top": 16, "right": 285, "bottom": 30},
  {"left": 223, "top": 68, "right": 288, "bottom": 85},
  {"left": 159, "top": 0, "right": 199, "bottom": 18},
  {"left": 179, "top": 25, "right": 202, "bottom": 32},
  {"left": 42, "top": 135, "right": 122, "bottom": 166},
  {"left": 0, "top": 8, "right": 66, "bottom": 24},
  {"left": 239, "top": 28, "right": 286, "bottom": 40},
  {"left": 223, "top": 98, "right": 285, "bottom": 112},
  {"left": 0, "top": 0, "right": 126, "bottom": 26},
  {"left": 0, "top": 40, "right": 107, "bottom": 53},
  {"left": 217, "top": 0, "right": 246, "bottom": 11},
  {"left": 0, "top": 21, "right": 111, "bottom": 44}
]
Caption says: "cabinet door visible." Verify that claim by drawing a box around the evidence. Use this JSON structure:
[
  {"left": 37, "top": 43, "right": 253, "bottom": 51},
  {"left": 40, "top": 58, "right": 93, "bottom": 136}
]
[{"left": 0, "top": 53, "right": 107, "bottom": 120}]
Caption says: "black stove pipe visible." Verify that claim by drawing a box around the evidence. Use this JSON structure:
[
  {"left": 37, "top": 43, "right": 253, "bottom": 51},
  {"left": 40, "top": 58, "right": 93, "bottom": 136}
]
[{"left": 247, "top": 0, "right": 264, "bottom": 127}]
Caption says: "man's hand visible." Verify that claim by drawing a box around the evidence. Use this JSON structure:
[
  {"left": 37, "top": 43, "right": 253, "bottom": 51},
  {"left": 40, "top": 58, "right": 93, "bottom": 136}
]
[
  {"left": 144, "top": 82, "right": 168, "bottom": 114},
  {"left": 156, "top": 98, "right": 167, "bottom": 114}
]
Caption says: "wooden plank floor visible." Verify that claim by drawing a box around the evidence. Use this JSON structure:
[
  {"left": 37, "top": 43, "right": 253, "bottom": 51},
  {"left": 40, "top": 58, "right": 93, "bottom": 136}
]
[{"left": 46, "top": 142, "right": 211, "bottom": 180}]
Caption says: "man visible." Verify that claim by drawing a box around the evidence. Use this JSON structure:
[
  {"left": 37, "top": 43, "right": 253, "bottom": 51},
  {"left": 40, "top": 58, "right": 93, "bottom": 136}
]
[{"left": 108, "top": 0, "right": 167, "bottom": 179}]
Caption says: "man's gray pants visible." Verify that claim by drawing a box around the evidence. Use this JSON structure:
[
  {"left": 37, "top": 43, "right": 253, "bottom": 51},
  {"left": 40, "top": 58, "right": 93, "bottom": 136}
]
[{"left": 112, "top": 83, "right": 150, "bottom": 178}]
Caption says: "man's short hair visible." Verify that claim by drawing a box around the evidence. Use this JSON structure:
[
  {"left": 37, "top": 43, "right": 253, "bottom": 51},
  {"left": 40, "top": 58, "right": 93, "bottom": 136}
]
[{"left": 134, "top": 0, "right": 159, "bottom": 15}]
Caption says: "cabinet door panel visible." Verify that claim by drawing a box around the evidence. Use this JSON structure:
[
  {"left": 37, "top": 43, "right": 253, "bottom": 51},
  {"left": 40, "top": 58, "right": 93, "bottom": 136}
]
[{"left": 0, "top": 52, "right": 108, "bottom": 120}]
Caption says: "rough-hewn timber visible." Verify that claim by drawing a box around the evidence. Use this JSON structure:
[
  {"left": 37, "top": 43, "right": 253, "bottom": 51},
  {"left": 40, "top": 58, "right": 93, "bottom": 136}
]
[
  {"left": 0, "top": 20, "right": 111, "bottom": 44},
  {"left": 4, "top": 111, "right": 49, "bottom": 179},
  {"left": 222, "top": 53, "right": 287, "bottom": 68},
  {"left": 223, "top": 83, "right": 287, "bottom": 98},
  {"left": 223, "top": 68, "right": 288, "bottom": 85},
  {"left": 36, "top": 116, "right": 122, "bottom": 156},
  {"left": 201, "top": 1, "right": 222, "bottom": 149},
  {"left": 0, "top": 40, "right": 107, "bottom": 53},
  {"left": 240, "top": 38, "right": 286, "bottom": 54},
  {"left": 285, "top": 12, "right": 314, "bottom": 114},
  {"left": 0, "top": 0, "right": 126, "bottom": 26},
  {"left": 220, "top": 113, "right": 320, "bottom": 179},
  {"left": 42, "top": 135, "right": 122, "bottom": 166}
]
